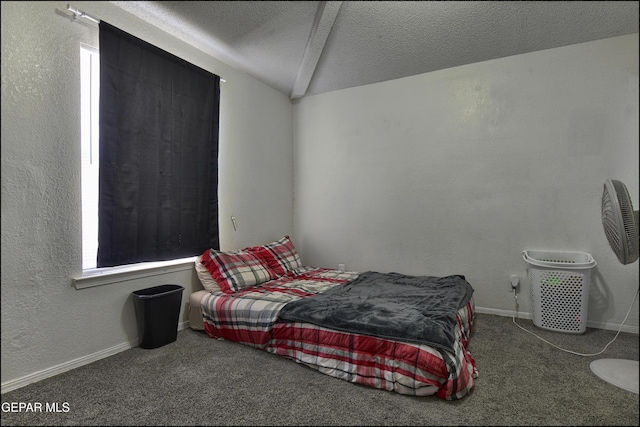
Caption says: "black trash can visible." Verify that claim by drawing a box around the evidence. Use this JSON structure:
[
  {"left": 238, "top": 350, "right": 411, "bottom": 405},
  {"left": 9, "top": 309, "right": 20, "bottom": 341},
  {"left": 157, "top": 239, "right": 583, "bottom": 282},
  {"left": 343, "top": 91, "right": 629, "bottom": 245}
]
[{"left": 132, "top": 284, "right": 185, "bottom": 349}]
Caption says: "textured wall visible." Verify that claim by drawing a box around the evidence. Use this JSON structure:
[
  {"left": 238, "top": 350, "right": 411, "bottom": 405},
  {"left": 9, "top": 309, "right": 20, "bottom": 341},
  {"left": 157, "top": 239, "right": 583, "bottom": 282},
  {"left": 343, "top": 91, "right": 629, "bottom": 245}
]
[
  {"left": 1, "top": 1, "right": 293, "bottom": 388},
  {"left": 294, "top": 34, "right": 639, "bottom": 330}
]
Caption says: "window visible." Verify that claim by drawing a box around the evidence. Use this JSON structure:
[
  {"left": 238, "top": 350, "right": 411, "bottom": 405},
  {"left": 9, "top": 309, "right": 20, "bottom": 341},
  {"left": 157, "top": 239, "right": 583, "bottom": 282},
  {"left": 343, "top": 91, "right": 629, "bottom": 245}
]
[
  {"left": 80, "top": 45, "right": 100, "bottom": 270},
  {"left": 79, "top": 23, "right": 220, "bottom": 272},
  {"left": 80, "top": 45, "right": 202, "bottom": 272}
]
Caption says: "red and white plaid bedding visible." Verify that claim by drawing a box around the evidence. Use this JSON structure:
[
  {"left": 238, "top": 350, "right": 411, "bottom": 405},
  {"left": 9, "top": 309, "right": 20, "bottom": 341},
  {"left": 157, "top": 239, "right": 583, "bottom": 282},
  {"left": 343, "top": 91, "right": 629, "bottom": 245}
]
[{"left": 201, "top": 267, "right": 478, "bottom": 400}]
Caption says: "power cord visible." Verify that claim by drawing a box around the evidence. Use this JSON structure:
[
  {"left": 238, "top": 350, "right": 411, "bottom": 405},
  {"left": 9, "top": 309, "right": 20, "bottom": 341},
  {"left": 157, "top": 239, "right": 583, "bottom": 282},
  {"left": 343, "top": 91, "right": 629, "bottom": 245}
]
[{"left": 511, "top": 286, "right": 639, "bottom": 357}]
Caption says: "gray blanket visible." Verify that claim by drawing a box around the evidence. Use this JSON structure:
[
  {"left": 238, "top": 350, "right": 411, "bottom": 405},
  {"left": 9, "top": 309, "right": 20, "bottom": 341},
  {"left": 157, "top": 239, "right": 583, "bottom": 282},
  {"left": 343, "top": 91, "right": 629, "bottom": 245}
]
[{"left": 277, "top": 271, "right": 474, "bottom": 353}]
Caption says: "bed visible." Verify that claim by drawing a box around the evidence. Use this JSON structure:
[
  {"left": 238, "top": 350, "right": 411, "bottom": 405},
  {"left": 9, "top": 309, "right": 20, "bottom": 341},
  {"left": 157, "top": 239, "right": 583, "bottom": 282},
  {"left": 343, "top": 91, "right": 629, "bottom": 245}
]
[{"left": 189, "top": 236, "right": 478, "bottom": 400}]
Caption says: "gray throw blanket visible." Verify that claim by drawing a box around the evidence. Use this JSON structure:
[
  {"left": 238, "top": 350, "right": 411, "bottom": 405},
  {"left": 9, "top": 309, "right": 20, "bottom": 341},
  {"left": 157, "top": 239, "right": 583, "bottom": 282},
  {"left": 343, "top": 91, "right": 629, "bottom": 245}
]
[{"left": 277, "top": 271, "right": 474, "bottom": 353}]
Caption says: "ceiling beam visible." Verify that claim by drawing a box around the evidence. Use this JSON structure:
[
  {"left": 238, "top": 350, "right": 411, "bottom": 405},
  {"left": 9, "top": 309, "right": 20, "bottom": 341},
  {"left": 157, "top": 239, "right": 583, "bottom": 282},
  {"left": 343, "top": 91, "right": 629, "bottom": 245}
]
[{"left": 290, "top": 1, "right": 342, "bottom": 99}]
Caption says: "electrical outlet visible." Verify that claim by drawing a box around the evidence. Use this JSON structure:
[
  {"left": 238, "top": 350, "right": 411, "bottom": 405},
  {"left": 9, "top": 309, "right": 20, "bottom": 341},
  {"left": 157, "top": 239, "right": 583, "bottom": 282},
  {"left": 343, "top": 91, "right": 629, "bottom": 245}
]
[
  {"left": 510, "top": 275, "right": 520, "bottom": 291},
  {"left": 338, "top": 263, "right": 346, "bottom": 271}
]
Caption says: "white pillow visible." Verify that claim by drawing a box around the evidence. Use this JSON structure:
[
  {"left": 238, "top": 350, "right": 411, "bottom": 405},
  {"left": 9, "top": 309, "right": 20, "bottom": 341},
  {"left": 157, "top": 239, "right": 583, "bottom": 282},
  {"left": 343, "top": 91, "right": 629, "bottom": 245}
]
[{"left": 194, "top": 255, "right": 221, "bottom": 292}]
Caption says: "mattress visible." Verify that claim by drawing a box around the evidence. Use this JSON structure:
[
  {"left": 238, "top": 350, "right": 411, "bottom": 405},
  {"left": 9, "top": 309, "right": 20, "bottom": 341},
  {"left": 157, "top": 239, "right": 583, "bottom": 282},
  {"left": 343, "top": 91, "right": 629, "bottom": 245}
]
[{"left": 199, "top": 267, "right": 477, "bottom": 400}]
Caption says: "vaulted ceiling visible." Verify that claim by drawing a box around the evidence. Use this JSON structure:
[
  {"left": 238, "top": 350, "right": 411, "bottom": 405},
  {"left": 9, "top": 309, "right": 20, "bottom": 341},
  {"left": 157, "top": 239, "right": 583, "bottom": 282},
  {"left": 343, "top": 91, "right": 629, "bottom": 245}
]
[{"left": 112, "top": 1, "right": 639, "bottom": 99}]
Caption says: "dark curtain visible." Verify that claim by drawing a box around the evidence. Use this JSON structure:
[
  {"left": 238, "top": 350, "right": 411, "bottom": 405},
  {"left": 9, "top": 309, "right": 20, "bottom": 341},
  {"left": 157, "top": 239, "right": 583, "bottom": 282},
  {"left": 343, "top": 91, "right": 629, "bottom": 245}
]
[{"left": 98, "top": 21, "right": 219, "bottom": 268}]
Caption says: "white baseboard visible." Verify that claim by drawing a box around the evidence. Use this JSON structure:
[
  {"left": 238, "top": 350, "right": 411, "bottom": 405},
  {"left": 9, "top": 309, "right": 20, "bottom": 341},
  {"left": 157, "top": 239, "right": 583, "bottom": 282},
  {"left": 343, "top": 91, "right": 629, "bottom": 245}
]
[
  {"left": 584, "top": 319, "right": 639, "bottom": 334},
  {"left": 1, "top": 340, "right": 136, "bottom": 395},
  {"left": 1, "top": 321, "right": 191, "bottom": 395},
  {"left": 475, "top": 306, "right": 639, "bottom": 334},
  {"left": 475, "top": 306, "right": 533, "bottom": 319}
]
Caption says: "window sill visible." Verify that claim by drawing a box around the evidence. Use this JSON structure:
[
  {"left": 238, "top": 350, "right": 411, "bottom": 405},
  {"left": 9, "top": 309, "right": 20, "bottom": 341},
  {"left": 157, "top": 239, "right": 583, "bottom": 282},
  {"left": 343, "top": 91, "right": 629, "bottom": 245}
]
[{"left": 73, "top": 257, "right": 196, "bottom": 289}]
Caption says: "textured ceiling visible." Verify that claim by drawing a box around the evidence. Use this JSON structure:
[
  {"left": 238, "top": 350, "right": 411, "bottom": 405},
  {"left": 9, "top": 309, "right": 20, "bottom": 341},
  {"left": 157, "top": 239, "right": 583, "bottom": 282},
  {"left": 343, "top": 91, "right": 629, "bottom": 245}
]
[{"left": 111, "top": 1, "right": 639, "bottom": 99}]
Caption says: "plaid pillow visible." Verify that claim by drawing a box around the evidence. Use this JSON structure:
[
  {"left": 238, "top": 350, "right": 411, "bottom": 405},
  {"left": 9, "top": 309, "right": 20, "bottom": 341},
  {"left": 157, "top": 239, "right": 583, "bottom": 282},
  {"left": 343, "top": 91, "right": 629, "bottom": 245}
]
[
  {"left": 201, "top": 249, "right": 276, "bottom": 293},
  {"left": 248, "top": 236, "right": 302, "bottom": 277}
]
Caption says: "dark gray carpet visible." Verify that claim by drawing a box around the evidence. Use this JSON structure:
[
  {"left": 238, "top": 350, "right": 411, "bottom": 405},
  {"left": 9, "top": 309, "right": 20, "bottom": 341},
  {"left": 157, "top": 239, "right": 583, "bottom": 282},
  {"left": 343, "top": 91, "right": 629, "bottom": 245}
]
[{"left": 1, "top": 313, "right": 638, "bottom": 426}]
